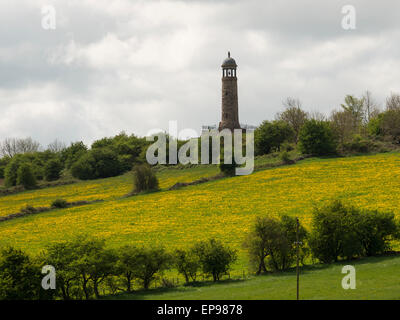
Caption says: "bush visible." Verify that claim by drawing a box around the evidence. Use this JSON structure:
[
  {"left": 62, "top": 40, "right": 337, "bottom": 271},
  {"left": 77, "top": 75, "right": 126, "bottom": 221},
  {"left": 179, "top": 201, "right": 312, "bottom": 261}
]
[
  {"left": 71, "top": 148, "right": 123, "bottom": 180},
  {"left": 16, "top": 163, "right": 37, "bottom": 189},
  {"left": 0, "top": 247, "right": 49, "bottom": 300},
  {"left": 51, "top": 199, "right": 68, "bottom": 209},
  {"left": 279, "top": 151, "right": 292, "bottom": 164},
  {"left": 298, "top": 119, "right": 337, "bottom": 155},
  {"left": 309, "top": 200, "right": 399, "bottom": 263},
  {"left": 4, "top": 156, "right": 23, "bottom": 187},
  {"left": 193, "top": 239, "right": 237, "bottom": 282},
  {"left": 44, "top": 159, "right": 63, "bottom": 181},
  {"left": 243, "top": 215, "right": 307, "bottom": 274},
  {"left": 255, "top": 120, "right": 294, "bottom": 155},
  {"left": 342, "top": 134, "right": 374, "bottom": 154},
  {"left": 133, "top": 164, "right": 159, "bottom": 193}
]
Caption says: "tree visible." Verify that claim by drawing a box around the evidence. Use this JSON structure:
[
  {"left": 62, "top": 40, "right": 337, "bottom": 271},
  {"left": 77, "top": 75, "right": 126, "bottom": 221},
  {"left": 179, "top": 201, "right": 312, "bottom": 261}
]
[
  {"left": 277, "top": 98, "right": 308, "bottom": 143},
  {"left": 193, "top": 239, "right": 237, "bottom": 282},
  {"left": 330, "top": 110, "right": 355, "bottom": 146},
  {"left": 298, "top": 119, "right": 337, "bottom": 155},
  {"left": 16, "top": 163, "right": 37, "bottom": 189},
  {"left": 174, "top": 249, "right": 200, "bottom": 283},
  {"left": 380, "top": 109, "right": 400, "bottom": 143},
  {"left": 0, "top": 137, "right": 41, "bottom": 157},
  {"left": 129, "top": 247, "right": 172, "bottom": 290},
  {"left": 71, "top": 148, "right": 123, "bottom": 180},
  {"left": 0, "top": 247, "right": 43, "bottom": 300},
  {"left": 61, "top": 141, "right": 88, "bottom": 169},
  {"left": 116, "top": 245, "right": 140, "bottom": 292},
  {"left": 47, "top": 139, "right": 66, "bottom": 153},
  {"left": 254, "top": 120, "right": 294, "bottom": 155},
  {"left": 363, "top": 90, "right": 379, "bottom": 122},
  {"left": 133, "top": 164, "right": 159, "bottom": 193},
  {"left": 44, "top": 242, "right": 80, "bottom": 300},
  {"left": 309, "top": 200, "right": 399, "bottom": 263},
  {"left": 386, "top": 93, "right": 400, "bottom": 111},
  {"left": 68, "top": 236, "right": 117, "bottom": 299},
  {"left": 243, "top": 216, "right": 282, "bottom": 274},
  {"left": 243, "top": 215, "right": 307, "bottom": 274},
  {"left": 44, "top": 158, "right": 63, "bottom": 181},
  {"left": 341, "top": 95, "right": 365, "bottom": 130},
  {"left": 4, "top": 156, "right": 23, "bottom": 187}
]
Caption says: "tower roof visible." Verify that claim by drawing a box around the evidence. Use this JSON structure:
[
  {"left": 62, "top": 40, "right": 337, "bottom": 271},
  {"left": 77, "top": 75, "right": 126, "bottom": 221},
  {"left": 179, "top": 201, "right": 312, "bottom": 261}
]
[{"left": 221, "top": 51, "right": 237, "bottom": 67}]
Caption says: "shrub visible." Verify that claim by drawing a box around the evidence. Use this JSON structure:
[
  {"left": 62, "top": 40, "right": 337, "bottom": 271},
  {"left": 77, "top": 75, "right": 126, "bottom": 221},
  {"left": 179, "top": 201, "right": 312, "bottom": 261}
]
[
  {"left": 0, "top": 247, "right": 49, "bottom": 300},
  {"left": 193, "top": 239, "right": 237, "bottom": 282},
  {"left": 342, "top": 134, "right": 374, "bottom": 154},
  {"left": 71, "top": 148, "right": 123, "bottom": 180},
  {"left": 309, "top": 200, "right": 399, "bottom": 263},
  {"left": 298, "top": 119, "right": 337, "bottom": 155},
  {"left": 133, "top": 164, "right": 159, "bottom": 193},
  {"left": 279, "top": 151, "right": 292, "bottom": 164},
  {"left": 16, "top": 163, "right": 36, "bottom": 189},
  {"left": 51, "top": 199, "right": 68, "bottom": 209},
  {"left": 255, "top": 120, "right": 295, "bottom": 155},
  {"left": 219, "top": 161, "right": 237, "bottom": 176},
  {"left": 44, "top": 159, "right": 63, "bottom": 181},
  {"left": 71, "top": 155, "right": 95, "bottom": 180},
  {"left": 4, "top": 156, "right": 23, "bottom": 187},
  {"left": 243, "top": 215, "right": 307, "bottom": 274},
  {"left": 358, "top": 210, "right": 399, "bottom": 256},
  {"left": 174, "top": 249, "right": 200, "bottom": 283}
]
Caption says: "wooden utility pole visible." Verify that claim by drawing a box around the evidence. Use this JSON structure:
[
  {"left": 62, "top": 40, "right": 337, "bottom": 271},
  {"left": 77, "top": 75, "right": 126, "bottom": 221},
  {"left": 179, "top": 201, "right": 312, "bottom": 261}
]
[{"left": 296, "top": 217, "right": 300, "bottom": 301}]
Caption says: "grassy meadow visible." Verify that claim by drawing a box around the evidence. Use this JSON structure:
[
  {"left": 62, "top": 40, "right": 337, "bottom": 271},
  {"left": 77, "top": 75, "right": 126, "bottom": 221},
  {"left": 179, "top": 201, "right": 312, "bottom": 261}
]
[
  {"left": 0, "top": 152, "right": 400, "bottom": 282},
  {"left": 110, "top": 255, "right": 400, "bottom": 300}
]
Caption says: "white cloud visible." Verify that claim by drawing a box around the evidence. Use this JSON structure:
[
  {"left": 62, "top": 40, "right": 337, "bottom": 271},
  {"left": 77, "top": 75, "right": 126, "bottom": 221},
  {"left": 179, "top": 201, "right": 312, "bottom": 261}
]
[{"left": 0, "top": 0, "right": 400, "bottom": 145}]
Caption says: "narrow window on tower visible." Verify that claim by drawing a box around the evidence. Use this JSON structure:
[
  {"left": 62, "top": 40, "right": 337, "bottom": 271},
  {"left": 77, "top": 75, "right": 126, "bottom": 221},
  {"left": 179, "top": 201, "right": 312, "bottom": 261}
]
[{"left": 227, "top": 69, "right": 232, "bottom": 77}]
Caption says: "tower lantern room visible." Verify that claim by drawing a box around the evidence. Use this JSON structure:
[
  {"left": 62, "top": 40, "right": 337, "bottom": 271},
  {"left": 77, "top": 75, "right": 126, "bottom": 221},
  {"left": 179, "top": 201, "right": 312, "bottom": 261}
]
[{"left": 221, "top": 51, "right": 237, "bottom": 78}]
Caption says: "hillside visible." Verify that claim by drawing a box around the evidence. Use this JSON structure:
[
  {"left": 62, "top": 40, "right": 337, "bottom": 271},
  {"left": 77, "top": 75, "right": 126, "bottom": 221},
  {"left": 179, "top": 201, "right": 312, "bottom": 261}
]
[{"left": 1, "top": 152, "right": 400, "bottom": 278}]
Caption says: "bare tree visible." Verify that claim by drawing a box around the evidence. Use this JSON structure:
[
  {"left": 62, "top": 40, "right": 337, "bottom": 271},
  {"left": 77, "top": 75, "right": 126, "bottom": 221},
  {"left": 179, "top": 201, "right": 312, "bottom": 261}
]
[
  {"left": 276, "top": 97, "right": 308, "bottom": 143},
  {"left": 363, "top": 90, "right": 380, "bottom": 122},
  {"left": 47, "top": 139, "right": 66, "bottom": 153},
  {"left": 386, "top": 93, "right": 400, "bottom": 111},
  {"left": 0, "top": 137, "right": 41, "bottom": 157},
  {"left": 330, "top": 110, "right": 354, "bottom": 145},
  {"left": 308, "top": 110, "right": 327, "bottom": 121}
]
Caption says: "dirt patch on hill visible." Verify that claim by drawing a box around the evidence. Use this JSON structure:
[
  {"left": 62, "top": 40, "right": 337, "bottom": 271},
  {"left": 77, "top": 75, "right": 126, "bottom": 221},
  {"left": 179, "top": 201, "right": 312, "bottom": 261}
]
[{"left": 0, "top": 199, "right": 104, "bottom": 223}]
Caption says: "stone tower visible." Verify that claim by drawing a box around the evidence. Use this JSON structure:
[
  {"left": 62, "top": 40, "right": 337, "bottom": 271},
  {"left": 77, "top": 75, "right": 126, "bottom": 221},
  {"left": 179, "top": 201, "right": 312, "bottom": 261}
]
[{"left": 218, "top": 52, "right": 241, "bottom": 131}]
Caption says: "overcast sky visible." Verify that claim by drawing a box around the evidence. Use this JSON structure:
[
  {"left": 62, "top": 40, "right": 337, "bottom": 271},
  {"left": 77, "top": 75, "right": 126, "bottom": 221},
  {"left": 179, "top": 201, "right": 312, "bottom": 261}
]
[{"left": 1, "top": 0, "right": 399, "bottom": 146}]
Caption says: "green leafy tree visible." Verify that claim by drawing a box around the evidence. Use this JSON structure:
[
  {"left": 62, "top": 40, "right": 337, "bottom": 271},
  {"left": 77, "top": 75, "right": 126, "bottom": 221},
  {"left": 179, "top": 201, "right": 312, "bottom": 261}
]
[
  {"left": 174, "top": 249, "right": 200, "bottom": 283},
  {"left": 298, "top": 119, "right": 337, "bottom": 155},
  {"left": 194, "top": 239, "right": 237, "bottom": 282},
  {"left": 243, "top": 215, "right": 307, "bottom": 274},
  {"left": 255, "top": 120, "right": 294, "bottom": 156},
  {"left": 44, "top": 158, "right": 63, "bottom": 181},
  {"left": 129, "top": 247, "right": 172, "bottom": 290},
  {"left": 16, "top": 163, "right": 37, "bottom": 189},
  {"left": 0, "top": 247, "right": 43, "bottom": 300}
]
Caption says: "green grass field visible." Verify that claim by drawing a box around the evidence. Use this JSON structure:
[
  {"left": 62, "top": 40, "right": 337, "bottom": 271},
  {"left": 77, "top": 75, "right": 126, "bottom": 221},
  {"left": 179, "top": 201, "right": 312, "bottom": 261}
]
[
  {"left": 109, "top": 255, "right": 400, "bottom": 300},
  {"left": 1, "top": 152, "right": 400, "bottom": 299}
]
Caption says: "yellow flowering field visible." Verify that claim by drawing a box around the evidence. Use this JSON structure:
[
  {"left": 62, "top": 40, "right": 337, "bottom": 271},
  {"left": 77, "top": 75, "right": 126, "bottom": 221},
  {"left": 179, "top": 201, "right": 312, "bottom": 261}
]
[
  {"left": 0, "top": 153, "right": 400, "bottom": 274},
  {"left": 0, "top": 165, "right": 219, "bottom": 217}
]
